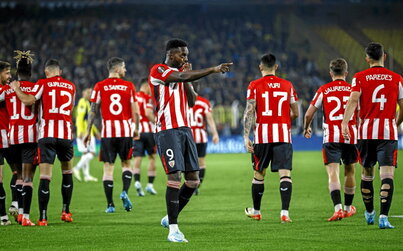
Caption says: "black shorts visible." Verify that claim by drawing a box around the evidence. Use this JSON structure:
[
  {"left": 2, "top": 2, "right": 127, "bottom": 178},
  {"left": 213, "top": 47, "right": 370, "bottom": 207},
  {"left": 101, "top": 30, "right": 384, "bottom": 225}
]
[
  {"left": 38, "top": 138, "right": 74, "bottom": 164},
  {"left": 196, "top": 143, "right": 207, "bottom": 158},
  {"left": 133, "top": 133, "right": 156, "bottom": 157},
  {"left": 8, "top": 143, "right": 38, "bottom": 165},
  {"left": 322, "top": 143, "right": 358, "bottom": 165},
  {"left": 252, "top": 143, "right": 293, "bottom": 172},
  {"left": 357, "top": 140, "right": 398, "bottom": 167},
  {"left": 100, "top": 137, "right": 133, "bottom": 163},
  {"left": 0, "top": 148, "right": 14, "bottom": 165},
  {"left": 155, "top": 127, "right": 199, "bottom": 174}
]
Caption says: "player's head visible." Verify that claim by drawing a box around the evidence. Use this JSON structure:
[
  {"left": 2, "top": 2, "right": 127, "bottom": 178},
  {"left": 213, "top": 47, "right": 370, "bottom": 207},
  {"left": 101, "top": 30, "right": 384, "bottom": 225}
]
[
  {"left": 329, "top": 58, "right": 348, "bottom": 79},
  {"left": 365, "top": 42, "right": 385, "bottom": 64},
  {"left": 165, "top": 39, "right": 188, "bottom": 69},
  {"left": 0, "top": 61, "right": 11, "bottom": 85},
  {"left": 14, "top": 50, "right": 34, "bottom": 81},
  {"left": 259, "top": 54, "right": 278, "bottom": 73},
  {"left": 107, "top": 57, "right": 126, "bottom": 78},
  {"left": 139, "top": 77, "right": 150, "bottom": 94},
  {"left": 82, "top": 87, "right": 92, "bottom": 100},
  {"left": 44, "top": 59, "right": 61, "bottom": 78}
]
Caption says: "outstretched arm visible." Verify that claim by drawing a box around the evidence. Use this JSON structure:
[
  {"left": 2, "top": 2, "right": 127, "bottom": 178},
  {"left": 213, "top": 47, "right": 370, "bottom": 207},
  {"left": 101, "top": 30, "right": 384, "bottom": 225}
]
[
  {"left": 303, "top": 104, "right": 318, "bottom": 139},
  {"left": 243, "top": 99, "right": 256, "bottom": 153},
  {"left": 10, "top": 81, "right": 36, "bottom": 106},
  {"left": 206, "top": 112, "right": 219, "bottom": 144},
  {"left": 165, "top": 63, "right": 233, "bottom": 83},
  {"left": 342, "top": 91, "right": 360, "bottom": 140}
]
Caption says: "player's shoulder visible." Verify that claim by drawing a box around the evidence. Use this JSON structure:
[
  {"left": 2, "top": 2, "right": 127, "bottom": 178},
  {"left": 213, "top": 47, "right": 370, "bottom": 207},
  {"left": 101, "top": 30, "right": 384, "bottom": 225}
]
[
  {"left": 196, "top": 95, "right": 209, "bottom": 103},
  {"left": 150, "top": 63, "right": 169, "bottom": 74}
]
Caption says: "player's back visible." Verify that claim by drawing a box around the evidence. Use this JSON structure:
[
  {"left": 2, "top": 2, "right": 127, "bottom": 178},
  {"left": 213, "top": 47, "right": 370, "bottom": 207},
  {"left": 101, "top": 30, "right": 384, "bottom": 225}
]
[
  {"left": 189, "top": 96, "right": 210, "bottom": 130},
  {"left": 136, "top": 91, "right": 154, "bottom": 133},
  {"left": 352, "top": 67, "right": 403, "bottom": 140},
  {"left": 91, "top": 78, "right": 136, "bottom": 138},
  {"left": 247, "top": 75, "right": 298, "bottom": 144}
]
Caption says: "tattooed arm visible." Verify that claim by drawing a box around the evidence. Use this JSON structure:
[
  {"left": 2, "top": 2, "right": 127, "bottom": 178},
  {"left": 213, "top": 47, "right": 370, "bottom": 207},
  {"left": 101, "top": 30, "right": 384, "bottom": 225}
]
[
  {"left": 83, "top": 102, "right": 99, "bottom": 147},
  {"left": 243, "top": 99, "right": 256, "bottom": 153}
]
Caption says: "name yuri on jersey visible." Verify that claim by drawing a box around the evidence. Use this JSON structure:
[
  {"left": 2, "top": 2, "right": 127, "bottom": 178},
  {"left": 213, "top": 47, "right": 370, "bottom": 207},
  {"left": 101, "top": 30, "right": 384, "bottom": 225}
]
[
  {"left": 324, "top": 86, "right": 351, "bottom": 95},
  {"left": 103, "top": 85, "right": 128, "bottom": 91},
  {"left": 365, "top": 74, "right": 392, "bottom": 81},
  {"left": 47, "top": 81, "right": 74, "bottom": 90}
]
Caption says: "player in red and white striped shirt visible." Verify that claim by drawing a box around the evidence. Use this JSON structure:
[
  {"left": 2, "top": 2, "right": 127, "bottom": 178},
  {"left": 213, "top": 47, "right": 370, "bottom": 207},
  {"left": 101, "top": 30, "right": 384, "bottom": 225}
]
[
  {"left": 304, "top": 58, "right": 358, "bottom": 221},
  {"left": 149, "top": 39, "right": 232, "bottom": 242},
  {"left": 0, "top": 61, "right": 12, "bottom": 225},
  {"left": 84, "top": 57, "right": 140, "bottom": 213},
  {"left": 132, "top": 79, "right": 158, "bottom": 196},
  {"left": 243, "top": 54, "right": 299, "bottom": 223},
  {"left": 13, "top": 59, "right": 76, "bottom": 226},
  {"left": 342, "top": 42, "right": 403, "bottom": 229},
  {"left": 188, "top": 88, "right": 219, "bottom": 195}
]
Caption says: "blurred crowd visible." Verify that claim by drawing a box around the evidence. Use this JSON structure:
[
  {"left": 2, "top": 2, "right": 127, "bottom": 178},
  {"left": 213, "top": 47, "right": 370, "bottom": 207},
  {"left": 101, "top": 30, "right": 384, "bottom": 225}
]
[{"left": 0, "top": 5, "right": 326, "bottom": 135}]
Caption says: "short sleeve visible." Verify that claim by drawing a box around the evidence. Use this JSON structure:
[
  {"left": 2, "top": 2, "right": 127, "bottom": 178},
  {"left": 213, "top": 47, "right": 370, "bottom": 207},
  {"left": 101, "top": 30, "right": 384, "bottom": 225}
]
[
  {"left": 246, "top": 82, "right": 256, "bottom": 100},
  {"left": 311, "top": 88, "right": 323, "bottom": 108},
  {"left": 145, "top": 97, "right": 153, "bottom": 109},
  {"left": 205, "top": 99, "right": 212, "bottom": 113},
  {"left": 351, "top": 75, "right": 361, "bottom": 93},
  {"left": 34, "top": 81, "right": 44, "bottom": 100},
  {"left": 290, "top": 83, "right": 298, "bottom": 104},
  {"left": 398, "top": 76, "right": 403, "bottom": 100},
  {"left": 90, "top": 83, "right": 101, "bottom": 104},
  {"left": 149, "top": 64, "right": 174, "bottom": 86},
  {"left": 0, "top": 86, "right": 5, "bottom": 102}
]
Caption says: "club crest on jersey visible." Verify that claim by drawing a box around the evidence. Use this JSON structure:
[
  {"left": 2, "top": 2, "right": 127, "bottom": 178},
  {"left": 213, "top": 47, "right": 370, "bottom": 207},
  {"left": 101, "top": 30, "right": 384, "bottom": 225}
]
[
  {"left": 157, "top": 66, "right": 166, "bottom": 74},
  {"left": 168, "top": 160, "right": 175, "bottom": 167}
]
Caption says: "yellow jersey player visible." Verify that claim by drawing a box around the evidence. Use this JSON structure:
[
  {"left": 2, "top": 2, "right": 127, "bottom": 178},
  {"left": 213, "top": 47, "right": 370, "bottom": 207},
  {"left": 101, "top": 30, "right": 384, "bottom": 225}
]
[{"left": 73, "top": 88, "right": 100, "bottom": 182}]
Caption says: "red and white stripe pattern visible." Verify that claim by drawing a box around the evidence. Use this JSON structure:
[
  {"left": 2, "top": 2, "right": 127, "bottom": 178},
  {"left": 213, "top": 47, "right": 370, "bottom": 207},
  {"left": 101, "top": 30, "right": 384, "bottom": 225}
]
[
  {"left": 323, "top": 123, "right": 358, "bottom": 144},
  {"left": 254, "top": 123, "right": 291, "bottom": 144},
  {"left": 0, "top": 89, "right": 9, "bottom": 148},
  {"left": 0, "top": 129, "right": 9, "bottom": 148},
  {"left": 359, "top": 118, "right": 398, "bottom": 140},
  {"left": 38, "top": 119, "right": 72, "bottom": 140},
  {"left": 9, "top": 124, "right": 38, "bottom": 144},
  {"left": 149, "top": 64, "right": 190, "bottom": 132},
  {"left": 189, "top": 96, "right": 211, "bottom": 144},
  {"left": 136, "top": 91, "right": 154, "bottom": 133},
  {"left": 192, "top": 128, "right": 208, "bottom": 144},
  {"left": 101, "top": 119, "right": 133, "bottom": 138}
]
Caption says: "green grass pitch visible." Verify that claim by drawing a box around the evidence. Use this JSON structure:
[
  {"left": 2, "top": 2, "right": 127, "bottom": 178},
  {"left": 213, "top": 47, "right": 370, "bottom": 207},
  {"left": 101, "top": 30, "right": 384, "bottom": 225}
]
[{"left": 1, "top": 151, "right": 402, "bottom": 250}]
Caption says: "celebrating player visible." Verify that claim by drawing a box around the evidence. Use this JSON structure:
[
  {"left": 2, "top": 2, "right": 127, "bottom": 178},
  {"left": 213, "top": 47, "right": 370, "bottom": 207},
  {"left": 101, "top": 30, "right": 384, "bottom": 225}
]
[
  {"left": 73, "top": 87, "right": 100, "bottom": 182},
  {"left": 12, "top": 59, "right": 76, "bottom": 226},
  {"left": 0, "top": 61, "right": 12, "bottom": 226},
  {"left": 342, "top": 42, "right": 403, "bottom": 229},
  {"left": 84, "top": 57, "right": 140, "bottom": 213},
  {"left": 149, "top": 38, "right": 232, "bottom": 242},
  {"left": 132, "top": 78, "right": 157, "bottom": 196},
  {"left": 188, "top": 82, "right": 219, "bottom": 195},
  {"left": 243, "top": 54, "right": 299, "bottom": 223},
  {"left": 304, "top": 58, "right": 358, "bottom": 221}
]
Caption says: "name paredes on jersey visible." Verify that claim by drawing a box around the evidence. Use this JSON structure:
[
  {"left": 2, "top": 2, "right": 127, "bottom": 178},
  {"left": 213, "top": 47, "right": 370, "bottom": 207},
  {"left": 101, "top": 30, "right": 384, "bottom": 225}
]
[
  {"left": 47, "top": 81, "right": 74, "bottom": 90},
  {"left": 324, "top": 86, "right": 351, "bottom": 95},
  {"left": 365, "top": 74, "right": 392, "bottom": 81},
  {"left": 103, "top": 85, "right": 128, "bottom": 91}
]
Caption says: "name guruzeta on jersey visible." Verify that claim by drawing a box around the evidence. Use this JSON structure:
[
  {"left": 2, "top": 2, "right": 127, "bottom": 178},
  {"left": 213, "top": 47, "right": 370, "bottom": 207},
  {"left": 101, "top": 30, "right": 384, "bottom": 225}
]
[
  {"left": 104, "top": 85, "right": 128, "bottom": 91},
  {"left": 47, "top": 82, "right": 74, "bottom": 90}
]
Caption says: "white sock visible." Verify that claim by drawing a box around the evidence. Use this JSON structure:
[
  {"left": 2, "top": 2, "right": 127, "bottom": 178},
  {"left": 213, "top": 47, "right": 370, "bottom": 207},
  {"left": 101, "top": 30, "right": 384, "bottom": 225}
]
[
  {"left": 11, "top": 201, "right": 18, "bottom": 208},
  {"left": 23, "top": 214, "right": 29, "bottom": 219},
  {"left": 1, "top": 215, "right": 9, "bottom": 221},
  {"left": 344, "top": 205, "right": 351, "bottom": 212},
  {"left": 82, "top": 153, "right": 94, "bottom": 177},
  {"left": 169, "top": 224, "right": 179, "bottom": 233},
  {"left": 253, "top": 209, "right": 260, "bottom": 215},
  {"left": 18, "top": 208, "right": 23, "bottom": 214},
  {"left": 379, "top": 214, "right": 387, "bottom": 218},
  {"left": 281, "top": 210, "right": 289, "bottom": 217},
  {"left": 334, "top": 204, "right": 342, "bottom": 212}
]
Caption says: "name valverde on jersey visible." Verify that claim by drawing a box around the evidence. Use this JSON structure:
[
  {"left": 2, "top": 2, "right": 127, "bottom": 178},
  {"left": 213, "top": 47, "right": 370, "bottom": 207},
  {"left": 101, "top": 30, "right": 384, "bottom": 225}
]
[
  {"left": 247, "top": 75, "right": 298, "bottom": 144},
  {"left": 149, "top": 64, "right": 190, "bottom": 132},
  {"left": 189, "top": 96, "right": 211, "bottom": 144},
  {"left": 351, "top": 67, "right": 403, "bottom": 140},
  {"left": 311, "top": 80, "right": 358, "bottom": 144}
]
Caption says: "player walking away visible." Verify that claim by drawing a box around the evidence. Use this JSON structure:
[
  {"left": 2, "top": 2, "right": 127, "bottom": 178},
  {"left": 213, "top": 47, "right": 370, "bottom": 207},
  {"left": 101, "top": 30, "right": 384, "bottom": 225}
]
[
  {"left": 243, "top": 54, "right": 299, "bottom": 223},
  {"left": 133, "top": 78, "right": 157, "bottom": 196},
  {"left": 342, "top": 42, "right": 403, "bottom": 229},
  {"left": 3, "top": 51, "right": 39, "bottom": 226},
  {"left": 0, "top": 61, "right": 12, "bottom": 226},
  {"left": 73, "top": 87, "right": 100, "bottom": 182},
  {"left": 149, "top": 39, "right": 232, "bottom": 242},
  {"left": 304, "top": 58, "right": 358, "bottom": 222},
  {"left": 188, "top": 83, "right": 219, "bottom": 195},
  {"left": 12, "top": 59, "right": 76, "bottom": 226},
  {"left": 84, "top": 57, "right": 140, "bottom": 213}
]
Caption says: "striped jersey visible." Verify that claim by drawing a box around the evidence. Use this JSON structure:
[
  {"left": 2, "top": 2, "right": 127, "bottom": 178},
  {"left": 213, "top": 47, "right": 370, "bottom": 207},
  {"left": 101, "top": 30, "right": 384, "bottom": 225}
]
[
  {"left": 136, "top": 91, "right": 154, "bottom": 133},
  {"left": 311, "top": 80, "right": 358, "bottom": 144},
  {"left": 34, "top": 76, "right": 76, "bottom": 140},
  {"left": 351, "top": 67, "right": 403, "bottom": 140},
  {"left": 149, "top": 64, "right": 190, "bottom": 132},
  {"left": 90, "top": 78, "right": 136, "bottom": 138},
  {"left": 0, "top": 81, "right": 39, "bottom": 144},
  {"left": 246, "top": 75, "right": 298, "bottom": 144},
  {"left": 189, "top": 96, "right": 211, "bottom": 144},
  {"left": 0, "top": 85, "right": 10, "bottom": 148}
]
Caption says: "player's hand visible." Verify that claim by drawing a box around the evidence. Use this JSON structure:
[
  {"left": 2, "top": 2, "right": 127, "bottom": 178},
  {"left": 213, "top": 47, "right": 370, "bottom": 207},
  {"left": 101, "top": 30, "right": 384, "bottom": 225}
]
[
  {"left": 303, "top": 127, "right": 312, "bottom": 139},
  {"left": 182, "top": 62, "right": 192, "bottom": 72},
  {"left": 212, "top": 134, "right": 219, "bottom": 144},
  {"left": 133, "top": 130, "right": 140, "bottom": 140},
  {"left": 83, "top": 133, "right": 90, "bottom": 147},
  {"left": 244, "top": 137, "right": 254, "bottom": 153},
  {"left": 213, "top": 63, "right": 233, "bottom": 74},
  {"left": 95, "top": 132, "right": 101, "bottom": 140},
  {"left": 341, "top": 122, "right": 350, "bottom": 140},
  {"left": 10, "top": 80, "right": 20, "bottom": 91}
]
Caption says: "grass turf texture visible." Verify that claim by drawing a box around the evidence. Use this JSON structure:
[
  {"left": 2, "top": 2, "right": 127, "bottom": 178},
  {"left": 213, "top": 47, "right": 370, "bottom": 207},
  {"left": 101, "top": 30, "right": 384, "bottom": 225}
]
[{"left": 1, "top": 151, "right": 402, "bottom": 250}]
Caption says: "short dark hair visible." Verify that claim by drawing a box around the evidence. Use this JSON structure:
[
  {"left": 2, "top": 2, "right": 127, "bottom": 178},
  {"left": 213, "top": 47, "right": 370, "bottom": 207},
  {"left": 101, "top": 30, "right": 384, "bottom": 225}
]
[
  {"left": 45, "top": 59, "right": 60, "bottom": 69},
  {"left": 329, "top": 58, "right": 348, "bottom": 75},
  {"left": 166, "top": 39, "right": 188, "bottom": 51},
  {"left": 0, "top": 61, "right": 11, "bottom": 72},
  {"left": 260, "top": 54, "right": 276, "bottom": 68},
  {"left": 17, "top": 57, "right": 32, "bottom": 78},
  {"left": 107, "top": 57, "right": 124, "bottom": 71},
  {"left": 365, "top": 42, "right": 384, "bottom": 61}
]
